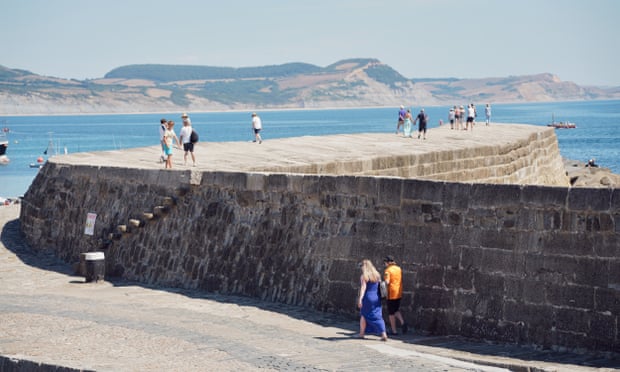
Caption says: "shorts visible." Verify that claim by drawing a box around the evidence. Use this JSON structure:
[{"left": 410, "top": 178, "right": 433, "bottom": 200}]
[
  {"left": 163, "top": 144, "right": 173, "bottom": 156},
  {"left": 183, "top": 142, "right": 194, "bottom": 152},
  {"left": 254, "top": 128, "right": 262, "bottom": 134},
  {"left": 386, "top": 298, "right": 401, "bottom": 315},
  {"left": 467, "top": 116, "right": 474, "bottom": 123},
  {"left": 449, "top": 119, "right": 454, "bottom": 124}
]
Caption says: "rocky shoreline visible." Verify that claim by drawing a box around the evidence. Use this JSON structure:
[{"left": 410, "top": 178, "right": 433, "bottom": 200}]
[{"left": 563, "top": 158, "right": 620, "bottom": 187}]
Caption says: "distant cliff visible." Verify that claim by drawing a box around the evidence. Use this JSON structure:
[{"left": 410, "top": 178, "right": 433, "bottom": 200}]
[{"left": 1, "top": 59, "right": 619, "bottom": 115}]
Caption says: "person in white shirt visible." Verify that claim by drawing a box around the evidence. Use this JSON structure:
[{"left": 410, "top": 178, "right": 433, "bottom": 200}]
[
  {"left": 179, "top": 113, "right": 196, "bottom": 166},
  {"left": 251, "top": 112, "right": 262, "bottom": 144},
  {"left": 158, "top": 118, "right": 167, "bottom": 163},
  {"left": 485, "top": 103, "right": 491, "bottom": 126},
  {"left": 466, "top": 104, "right": 475, "bottom": 131}
]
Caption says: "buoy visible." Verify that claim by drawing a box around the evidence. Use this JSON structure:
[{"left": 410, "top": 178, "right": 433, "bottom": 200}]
[{"left": 37, "top": 156, "right": 44, "bottom": 163}]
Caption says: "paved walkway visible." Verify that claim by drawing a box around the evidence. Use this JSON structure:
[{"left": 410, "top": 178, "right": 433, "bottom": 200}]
[
  {"left": 1, "top": 205, "right": 618, "bottom": 371},
  {"left": 52, "top": 124, "right": 545, "bottom": 172}
]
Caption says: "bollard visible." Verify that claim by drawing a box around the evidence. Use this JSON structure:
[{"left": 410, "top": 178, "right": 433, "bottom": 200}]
[{"left": 84, "top": 252, "right": 105, "bottom": 283}]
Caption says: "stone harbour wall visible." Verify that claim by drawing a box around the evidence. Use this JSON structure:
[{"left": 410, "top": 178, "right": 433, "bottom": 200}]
[{"left": 20, "top": 161, "right": 619, "bottom": 353}]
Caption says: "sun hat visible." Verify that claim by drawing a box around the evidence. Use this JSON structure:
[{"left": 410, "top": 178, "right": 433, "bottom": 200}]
[{"left": 181, "top": 113, "right": 188, "bottom": 118}]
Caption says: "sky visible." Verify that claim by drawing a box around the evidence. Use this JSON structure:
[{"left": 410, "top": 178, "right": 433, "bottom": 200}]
[{"left": 1, "top": 0, "right": 619, "bottom": 86}]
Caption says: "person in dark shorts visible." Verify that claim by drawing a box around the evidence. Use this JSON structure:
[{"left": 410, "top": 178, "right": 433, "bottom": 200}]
[
  {"left": 414, "top": 109, "right": 428, "bottom": 140},
  {"left": 383, "top": 256, "right": 408, "bottom": 335},
  {"left": 251, "top": 112, "right": 263, "bottom": 144},
  {"left": 179, "top": 113, "right": 196, "bottom": 166}
]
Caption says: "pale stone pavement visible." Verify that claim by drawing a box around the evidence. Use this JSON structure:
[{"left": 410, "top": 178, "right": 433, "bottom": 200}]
[
  {"left": 1, "top": 205, "right": 618, "bottom": 371},
  {"left": 50, "top": 123, "right": 554, "bottom": 174}
]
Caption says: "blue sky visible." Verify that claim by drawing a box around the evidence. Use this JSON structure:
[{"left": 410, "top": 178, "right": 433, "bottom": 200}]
[{"left": 1, "top": 0, "right": 619, "bottom": 86}]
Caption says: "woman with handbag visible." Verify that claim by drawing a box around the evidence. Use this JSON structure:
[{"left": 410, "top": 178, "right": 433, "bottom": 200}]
[{"left": 356, "top": 259, "right": 388, "bottom": 341}]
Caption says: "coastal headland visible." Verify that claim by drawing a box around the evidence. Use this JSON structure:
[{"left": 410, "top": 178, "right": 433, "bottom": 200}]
[{"left": 18, "top": 123, "right": 620, "bottom": 356}]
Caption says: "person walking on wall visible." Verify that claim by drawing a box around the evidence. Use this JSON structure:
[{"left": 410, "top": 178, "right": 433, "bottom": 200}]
[
  {"left": 383, "top": 256, "right": 408, "bottom": 335},
  {"left": 466, "top": 104, "right": 475, "bottom": 131},
  {"left": 403, "top": 109, "right": 414, "bottom": 138},
  {"left": 163, "top": 120, "right": 181, "bottom": 169},
  {"left": 158, "top": 118, "right": 167, "bottom": 163},
  {"left": 396, "top": 105, "right": 406, "bottom": 135},
  {"left": 414, "top": 108, "right": 428, "bottom": 140},
  {"left": 251, "top": 112, "right": 263, "bottom": 144},
  {"left": 485, "top": 103, "right": 491, "bottom": 126},
  {"left": 448, "top": 107, "right": 455, "bottom": 130},
  {"left": 356, "top": 259, "right": 388, "bottom": 341},
  {"left": 179, "top": 113, "right": 196, "bottom": 166}
]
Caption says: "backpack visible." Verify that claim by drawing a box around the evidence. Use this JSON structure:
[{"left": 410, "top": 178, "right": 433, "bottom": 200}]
[{"left": 190, "top": 129, "right": 199, "bottom": 143}]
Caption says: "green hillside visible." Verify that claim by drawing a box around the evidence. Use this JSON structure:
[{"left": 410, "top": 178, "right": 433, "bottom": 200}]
[
  {"left": 104, "top": 63, "right": 325, "bottom": 82},
  {"left": 104, "top": 58, "right": 386, "bottom": 83}
]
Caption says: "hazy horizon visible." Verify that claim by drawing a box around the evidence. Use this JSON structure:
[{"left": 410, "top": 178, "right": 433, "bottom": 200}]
[{"left": 2, "top": 0, "right": 619, "bottom": 86}]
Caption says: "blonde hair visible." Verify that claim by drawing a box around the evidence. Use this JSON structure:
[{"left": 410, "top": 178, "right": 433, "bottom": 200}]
[{"left": 359, "top": 259, "right": 381, "bottom": 283}]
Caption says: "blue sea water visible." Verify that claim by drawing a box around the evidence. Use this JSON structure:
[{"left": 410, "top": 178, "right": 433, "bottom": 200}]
[{"left": 1, "top": 100, "right": 619, "bottom": 198}]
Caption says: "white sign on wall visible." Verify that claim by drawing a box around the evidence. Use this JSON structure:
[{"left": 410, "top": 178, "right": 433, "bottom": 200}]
[{"left": 84, "top": 212, "right": 97, "bottom": 235}]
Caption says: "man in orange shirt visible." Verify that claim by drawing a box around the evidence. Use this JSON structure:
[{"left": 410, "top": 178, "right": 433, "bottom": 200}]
[{"left": 383, "top": 256, "right": 408, "bottom": 335}]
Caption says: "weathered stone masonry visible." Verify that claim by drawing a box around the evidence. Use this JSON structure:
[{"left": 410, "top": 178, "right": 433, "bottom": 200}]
[{"left": 20, "top": 160, "right": 619, "bottom": 353}]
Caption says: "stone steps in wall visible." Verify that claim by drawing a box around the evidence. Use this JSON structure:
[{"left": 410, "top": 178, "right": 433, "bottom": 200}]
[{"left": 104, "top": 197, "right": 177, "bottom": 243}]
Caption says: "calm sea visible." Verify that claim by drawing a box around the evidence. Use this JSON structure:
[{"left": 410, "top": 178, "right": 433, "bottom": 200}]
[{"left": 1, "top": 100, "right": 619, "bottom": 198}]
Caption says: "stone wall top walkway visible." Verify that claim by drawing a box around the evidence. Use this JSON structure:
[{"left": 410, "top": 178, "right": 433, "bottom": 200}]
[{"left": 48, "top": 123, "right": 569, "bottom": 186}]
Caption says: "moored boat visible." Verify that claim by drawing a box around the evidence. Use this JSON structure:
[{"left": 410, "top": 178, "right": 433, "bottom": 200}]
[{"left": 547, "top": 113, "right": 576, "bottom": 129}]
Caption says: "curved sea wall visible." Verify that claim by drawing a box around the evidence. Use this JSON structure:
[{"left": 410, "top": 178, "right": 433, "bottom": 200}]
[{"left": 19, "top": 128, "right": 618, "bottom": 353}]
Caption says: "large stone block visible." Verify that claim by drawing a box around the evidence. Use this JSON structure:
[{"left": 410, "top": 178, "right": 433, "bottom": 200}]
[
  {"left": 556, "top": 307, "right": 590, "bottom": 334},
  {"left": 414, "top": 287, "right": 454, "bottom": 310},
  {"left": 325, "top": 281, "right": 357, "bottom": 313},
  {"left": 402, "top": 178, "right": 444, "bottom": 202},
  {"left": 504, "top": 302, "right": 555, "bottom": 345},
  {"left": 542, "top": 255, "right": 609, "bottom": 287},
  {"left": 593, "top": 233, "right": 620, "bottom": 258},
  {"left": 541, "top": 231, "right": 595, "bottom": 256},
  {"left": 594, "top": 288, "right": 620, "bottom": 314},
  {"left": 568, "top": 187, "right": 613, "bottom": 211},
  {"left": 479, "top": 229, "right": 517, "bottom": 251},
  {"left": 545, "top": 283, "right": 594, "bottom": 309},
  {"left": 481, "top": 247, "right": 525, "bottom": 275},
  {"left": 589, "top": 312, "right": 617, "bottom": 350},
  {"left": 377, "top": 177, "right": 402, "bottom": 207},
  {"left": 441, "top": 182, "right": 471, "bottom": 210},
  {"left": 473, "top": 271, "right": 505, "bottom": 297},
  {"left": 415, "top": 308, "right": 459, "bottom": 335},
  {"left": 460, "top": 315, "right": 515, "bottom": 342},
  {"left": 327, "top": 259, "right": 354, "bottom": 282},
  {"left": 444, "top": 268, "right": 474, "bottom": 291},
  {"left": 521, "top": 185, "right": 568, "bottom": 208},
  {"left": 416, "top": 266, "right": 445, "bottom": 287},
  {"left": 468, "top": 183, "right": 522, "bottom": 208}
]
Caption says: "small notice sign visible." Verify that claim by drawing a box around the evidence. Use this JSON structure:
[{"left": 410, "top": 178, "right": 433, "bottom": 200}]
[{"left": 84, "top": 212, "right": 97, "bottom": 235}]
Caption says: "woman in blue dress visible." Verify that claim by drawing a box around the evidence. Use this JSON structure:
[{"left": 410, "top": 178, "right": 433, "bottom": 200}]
[
  {"left": 356, "top": 259, "right": 388, "bottom": 341},
  {"left": 403, "top": 109, "right": 413, "bottom": 138}
]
